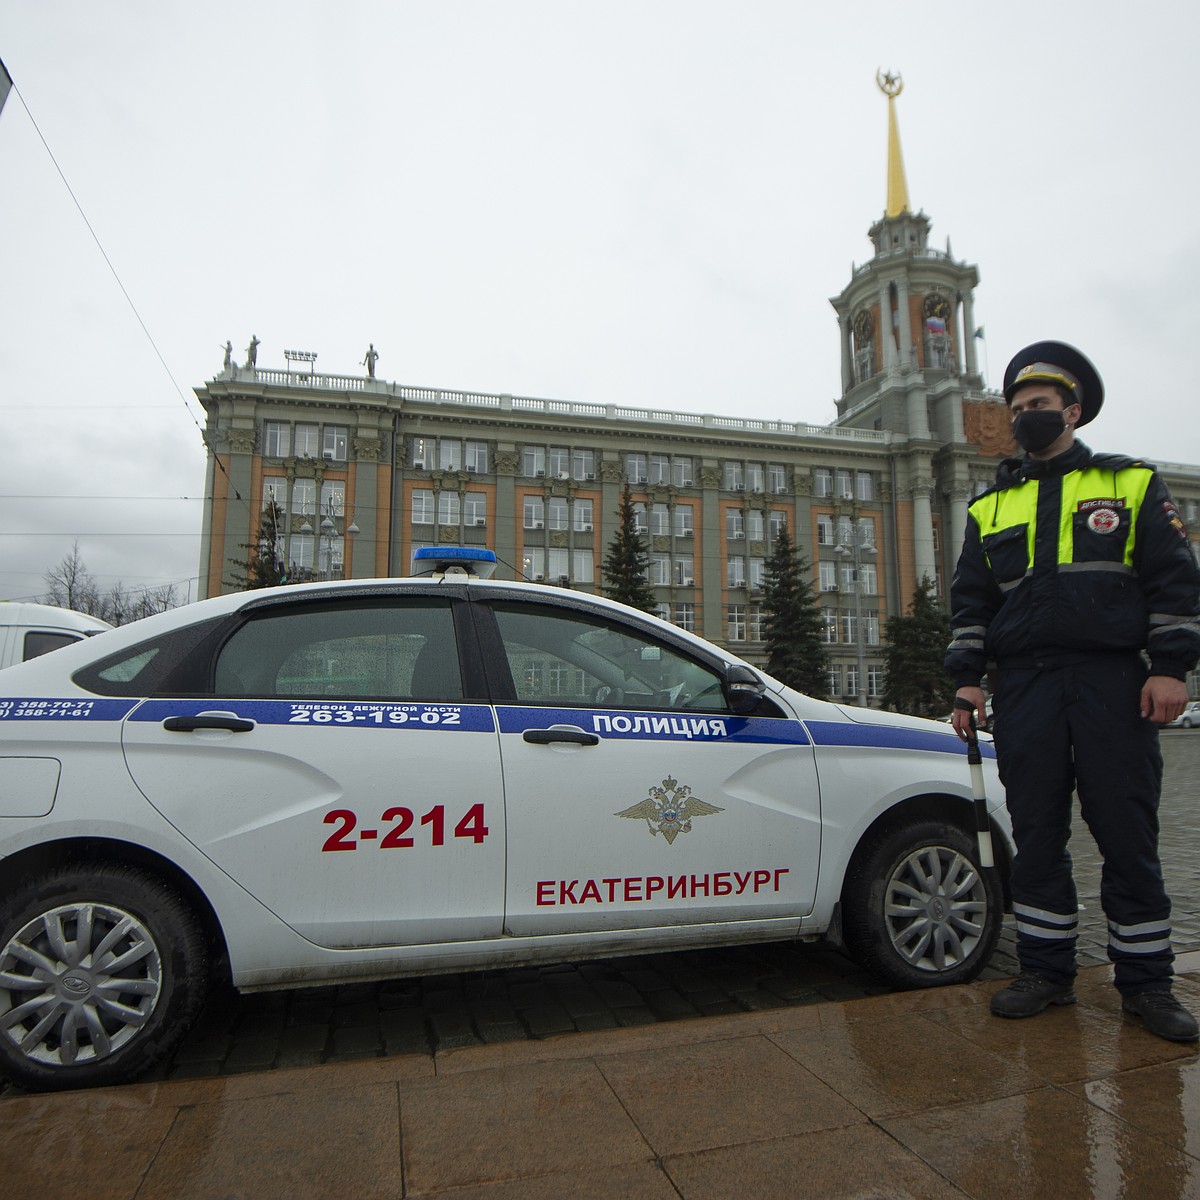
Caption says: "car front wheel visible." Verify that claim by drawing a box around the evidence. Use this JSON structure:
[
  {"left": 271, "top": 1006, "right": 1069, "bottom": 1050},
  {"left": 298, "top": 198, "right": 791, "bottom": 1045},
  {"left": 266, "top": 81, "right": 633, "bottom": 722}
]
[
  {"left": 841, "top": 818, "right": 1003, "bottom": 989},
  {"left": 0, "top": 864, "right": 208, "bottom": 1091}
]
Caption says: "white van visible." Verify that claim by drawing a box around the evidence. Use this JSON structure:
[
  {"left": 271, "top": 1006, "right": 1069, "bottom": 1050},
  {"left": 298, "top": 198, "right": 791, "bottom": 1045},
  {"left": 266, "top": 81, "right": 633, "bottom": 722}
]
[{"left": 0, "top": 602, "right": 112, "bottom": 670}]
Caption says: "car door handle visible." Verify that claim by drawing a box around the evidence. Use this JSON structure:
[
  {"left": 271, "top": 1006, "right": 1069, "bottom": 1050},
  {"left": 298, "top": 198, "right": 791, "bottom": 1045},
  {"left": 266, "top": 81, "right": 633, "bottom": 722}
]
[
  {"left": 162, "top": 715, "right": 256, "bottom": 734},
  {"left": 522, "top": 727, "right": 599, "bottom": 747}
]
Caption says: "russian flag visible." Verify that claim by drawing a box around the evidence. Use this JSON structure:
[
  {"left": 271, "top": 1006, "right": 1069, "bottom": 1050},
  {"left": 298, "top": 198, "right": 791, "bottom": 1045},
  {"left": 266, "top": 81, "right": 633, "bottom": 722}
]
[{"left": 925, "top": 317, "right": 946, "bottom": 334}]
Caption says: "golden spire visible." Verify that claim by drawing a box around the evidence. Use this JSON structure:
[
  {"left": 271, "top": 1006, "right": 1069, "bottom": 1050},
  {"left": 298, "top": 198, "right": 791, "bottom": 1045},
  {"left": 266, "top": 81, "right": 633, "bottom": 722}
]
[{"left": 876, "top": 69, "right": 910, "bottom": 218}]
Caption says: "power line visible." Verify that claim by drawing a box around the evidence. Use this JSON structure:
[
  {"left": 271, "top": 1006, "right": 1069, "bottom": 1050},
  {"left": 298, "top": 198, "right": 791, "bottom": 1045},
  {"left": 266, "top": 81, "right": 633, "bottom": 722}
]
[{"left": 4, "top": 67, "right": 247, "bottom": 509}]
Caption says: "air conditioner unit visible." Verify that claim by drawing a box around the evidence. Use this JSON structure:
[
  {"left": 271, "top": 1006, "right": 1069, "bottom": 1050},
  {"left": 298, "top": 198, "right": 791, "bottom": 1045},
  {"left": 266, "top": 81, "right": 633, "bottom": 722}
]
[
  {"left": 682, "top": 577, "right": 695, "bottom": 586},
  {"left": 586, "top": 472, "right": 596, "bottom": 480},
  {"left": 733, "top": 484, "right": 745, "bottom": 491},
  {"left": 558, "top": 575, "right": 569, "bottom": 584},
  {"left": 536, "top": 470, "right": 546, "bottom": 477},
  {"left": 466, "top": 464, "right": 480, "bottom": 473},
  {"left": 322, "top": 451, "right": 334, "bottom": 460},
  {"left": 582, "top": 523, "right": 593, "bottom": 532},
  {"left": 732, "top": 531, "right": 745, "bottom": 540},
  {"left": 534, "top": 521, "right": 544, "bottom": 528},
  {"left": 679, "top": 529, "right": 693, "bottom": 538},
  {"left": 475, "top": 518, "right": 486, "bottom": 527},
  {"left": 681, "top": 479, "right": 693, "bottom": 486},
  {"left": 775, "top": 486, "right": 788, "bottom": 494},
  {"left": 412, "top": 460, "right": 425, "bottom": 469},
  {"left": 534, "top": 574, "right": 545, "bottom": 581}
]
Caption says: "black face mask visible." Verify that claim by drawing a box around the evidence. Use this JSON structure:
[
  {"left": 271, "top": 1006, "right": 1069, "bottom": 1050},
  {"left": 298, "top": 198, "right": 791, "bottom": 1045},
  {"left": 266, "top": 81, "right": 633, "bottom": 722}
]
[{"left": 1012, "top": 409, "right": 1066, "bottom": 453}]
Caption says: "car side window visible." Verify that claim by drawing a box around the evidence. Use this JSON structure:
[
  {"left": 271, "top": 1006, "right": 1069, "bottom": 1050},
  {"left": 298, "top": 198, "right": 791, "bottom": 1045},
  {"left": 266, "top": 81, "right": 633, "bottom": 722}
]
[
  {"left": 215, "top": 598, "right": 463, "bottom": 701},
  {"left": 488, "top": 602, "right": 728, "bottom": 711}
]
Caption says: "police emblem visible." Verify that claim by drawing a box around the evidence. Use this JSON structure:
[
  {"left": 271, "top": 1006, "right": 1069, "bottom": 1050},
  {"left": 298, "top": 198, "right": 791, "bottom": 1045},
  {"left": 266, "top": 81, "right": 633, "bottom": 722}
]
[
  {"left": 615, "top": 777, "right": 723, "bottom": 845},
  {"left": 1086, "top": 507, "right": 1120, "bottom": 534}
]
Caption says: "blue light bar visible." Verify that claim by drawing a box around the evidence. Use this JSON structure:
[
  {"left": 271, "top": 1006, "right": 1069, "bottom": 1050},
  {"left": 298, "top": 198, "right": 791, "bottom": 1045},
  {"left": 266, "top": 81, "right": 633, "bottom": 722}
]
[{"left": 411, "top": 546, "right": 498, "bottom": 578}]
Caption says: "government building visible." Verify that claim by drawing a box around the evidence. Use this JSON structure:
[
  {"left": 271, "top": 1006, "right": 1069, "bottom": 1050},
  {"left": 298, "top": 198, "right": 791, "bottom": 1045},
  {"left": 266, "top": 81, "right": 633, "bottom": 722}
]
[{"left": 195, "top": 80, "right": 1200, "bottom": 706}]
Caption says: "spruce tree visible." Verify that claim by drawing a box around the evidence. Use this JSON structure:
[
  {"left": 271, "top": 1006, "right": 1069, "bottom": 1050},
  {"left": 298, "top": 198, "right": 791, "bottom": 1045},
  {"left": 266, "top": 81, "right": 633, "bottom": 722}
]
[
  {"left": 602, "top": 484, "right": 658, "bottom": 614},
  {"left": 761, "top": 522, "right": 830, "bottom": 697},
  {"left": 229, "top": 501, "right": 289, "bottom": 590},
  {"left": 881, "top": 575, "right": 955, "bottom": 718}
]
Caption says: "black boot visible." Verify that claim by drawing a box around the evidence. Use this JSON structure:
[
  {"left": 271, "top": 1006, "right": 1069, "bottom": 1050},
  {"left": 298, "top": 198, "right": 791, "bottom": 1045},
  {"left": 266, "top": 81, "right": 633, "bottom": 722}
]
[
  {"left": 990, "top": 972, "right": 1077, "bottom": 1018},
  {"left": 1122, "top": 990, "right": 1199, "bottom": 1042}
]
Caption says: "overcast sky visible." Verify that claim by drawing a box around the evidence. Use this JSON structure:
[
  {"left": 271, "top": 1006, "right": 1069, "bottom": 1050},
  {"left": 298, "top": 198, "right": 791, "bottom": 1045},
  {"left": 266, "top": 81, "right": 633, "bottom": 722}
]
[{"left": 2, "top": 1, "right": 1197, "bottom": 607}]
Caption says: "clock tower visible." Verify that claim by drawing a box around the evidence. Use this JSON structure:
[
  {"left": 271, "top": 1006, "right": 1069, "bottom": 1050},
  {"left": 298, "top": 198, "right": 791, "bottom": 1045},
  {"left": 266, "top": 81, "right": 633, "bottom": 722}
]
[{"left": 829, "top": 71, "right": 1000, "bottom": 602}]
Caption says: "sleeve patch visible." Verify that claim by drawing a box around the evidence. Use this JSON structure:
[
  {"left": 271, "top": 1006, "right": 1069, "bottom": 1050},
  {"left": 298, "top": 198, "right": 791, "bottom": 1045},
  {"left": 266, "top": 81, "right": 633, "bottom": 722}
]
[{"left": 1163, "top": 500, "right": 1189, "bottom": 540}]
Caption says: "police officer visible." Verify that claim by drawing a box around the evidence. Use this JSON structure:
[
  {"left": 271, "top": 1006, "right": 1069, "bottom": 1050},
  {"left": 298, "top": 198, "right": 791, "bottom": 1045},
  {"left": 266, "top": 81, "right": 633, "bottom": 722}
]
[{"left": 946, "top": 341, "right": 1200, "bottom": 1041}]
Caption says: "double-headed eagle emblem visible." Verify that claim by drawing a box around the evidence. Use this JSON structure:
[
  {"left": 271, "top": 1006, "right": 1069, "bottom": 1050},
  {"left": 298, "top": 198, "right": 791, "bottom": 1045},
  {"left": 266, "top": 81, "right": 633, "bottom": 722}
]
[{"left": 616, "top": 777, "right": 723, "bottom": 845}]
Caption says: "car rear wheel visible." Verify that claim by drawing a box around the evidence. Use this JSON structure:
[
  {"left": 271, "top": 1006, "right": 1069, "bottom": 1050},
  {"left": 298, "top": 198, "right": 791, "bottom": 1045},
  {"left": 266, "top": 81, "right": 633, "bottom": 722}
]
[
  {"left": 0, "top": 864, "right": 208, "bottom": 1091},
  {"left": 841, "top": 818, "right": 1002, "bottom": 989}
]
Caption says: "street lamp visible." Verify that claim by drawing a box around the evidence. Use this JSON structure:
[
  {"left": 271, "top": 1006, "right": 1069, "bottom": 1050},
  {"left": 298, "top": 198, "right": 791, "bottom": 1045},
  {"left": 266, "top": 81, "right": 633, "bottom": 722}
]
[
  {"left": 298, "top": 500, "right": 359, "bottom": 580},
  {"left": 834, "top": 515, "right": 877, "bottom": 707}
]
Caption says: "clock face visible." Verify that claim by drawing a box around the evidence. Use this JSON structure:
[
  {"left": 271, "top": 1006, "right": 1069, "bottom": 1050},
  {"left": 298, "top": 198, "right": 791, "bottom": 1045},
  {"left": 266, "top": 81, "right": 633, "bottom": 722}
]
[
  {"left": 923, "top": 294, "right": 951, "bottom": 321},
  {"left": 853, "top": 310, "right": 874, "bottom": 343}
]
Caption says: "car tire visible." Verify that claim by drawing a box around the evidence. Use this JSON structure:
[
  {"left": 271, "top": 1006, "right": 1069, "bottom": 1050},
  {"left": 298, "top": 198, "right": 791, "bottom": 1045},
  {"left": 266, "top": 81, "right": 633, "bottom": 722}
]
[
  {"left": 1183, "top": 719, "right": 1194, "bottom": 729},
  {"left": 0, "top": 863, "right": 208, "bottom": 1092},
  {"left": 841, "top": 818, "right": 1003, "bottom": 989}
]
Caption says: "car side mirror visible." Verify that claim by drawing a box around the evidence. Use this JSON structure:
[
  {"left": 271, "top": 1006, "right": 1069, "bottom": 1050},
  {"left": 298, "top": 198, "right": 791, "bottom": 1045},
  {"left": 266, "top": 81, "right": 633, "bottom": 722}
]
[{"left": 725, "top": 664, "right": 765, "bottom": 715}]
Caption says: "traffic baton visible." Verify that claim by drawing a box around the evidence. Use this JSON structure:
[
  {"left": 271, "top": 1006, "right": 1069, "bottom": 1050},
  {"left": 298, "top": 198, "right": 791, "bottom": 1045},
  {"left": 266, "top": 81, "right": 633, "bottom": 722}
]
[{"left": 954, "top": 697, "right": 994, "bottom": 869}]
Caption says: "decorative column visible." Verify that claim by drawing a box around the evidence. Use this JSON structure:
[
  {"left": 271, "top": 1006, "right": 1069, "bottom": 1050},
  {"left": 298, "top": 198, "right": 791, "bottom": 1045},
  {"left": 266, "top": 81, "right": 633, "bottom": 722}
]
[
  {"left": 962, "top": 291, "right": 979, "bottom": 377},
  {"left": 895, "top": 277, "right": 912, "bottom": 369},
  {"left": 909, "top": 472, "right": 937, "bottom": 591}
]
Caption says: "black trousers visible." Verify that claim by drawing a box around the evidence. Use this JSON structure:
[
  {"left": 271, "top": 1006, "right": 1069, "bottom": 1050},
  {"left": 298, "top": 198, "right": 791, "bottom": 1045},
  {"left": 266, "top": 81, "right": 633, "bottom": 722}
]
[{"left": 992, "top": 653, "right": 1173, "bottom": 995}]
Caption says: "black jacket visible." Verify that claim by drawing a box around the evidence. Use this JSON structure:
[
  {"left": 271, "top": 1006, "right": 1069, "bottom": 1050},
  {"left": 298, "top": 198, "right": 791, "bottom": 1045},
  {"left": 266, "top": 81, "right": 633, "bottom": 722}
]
[{"left": 945, "top": 441, "right": 1200, "bottom": 686}]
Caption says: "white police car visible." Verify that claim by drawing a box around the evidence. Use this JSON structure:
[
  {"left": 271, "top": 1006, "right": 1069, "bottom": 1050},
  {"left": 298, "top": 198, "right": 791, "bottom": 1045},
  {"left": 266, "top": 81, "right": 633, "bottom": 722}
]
[{"left": 0, "top": 549, "right": 1010, "bottom": 1091}]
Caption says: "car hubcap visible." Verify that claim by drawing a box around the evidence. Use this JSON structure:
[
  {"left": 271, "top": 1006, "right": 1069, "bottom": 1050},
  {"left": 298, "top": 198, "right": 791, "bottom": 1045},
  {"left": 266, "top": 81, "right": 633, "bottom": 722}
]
[
  {"left": 0, "top": 902, "right": 162, "bottom": 1067},
  {"left": 884, "top": 845, "right": 988, "bottom": 973}
]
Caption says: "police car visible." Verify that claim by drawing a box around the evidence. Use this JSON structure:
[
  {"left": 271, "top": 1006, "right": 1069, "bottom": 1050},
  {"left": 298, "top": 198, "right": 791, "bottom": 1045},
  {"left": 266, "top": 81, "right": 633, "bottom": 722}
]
[{"left": 0, "top": 548, "right": 1010, "bottom": 1091}]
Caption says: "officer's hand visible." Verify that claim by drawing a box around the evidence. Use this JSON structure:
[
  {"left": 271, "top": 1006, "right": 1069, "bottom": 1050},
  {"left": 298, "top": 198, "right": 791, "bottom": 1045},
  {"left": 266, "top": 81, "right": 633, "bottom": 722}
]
[
  {"left": 951, "top": 687, "right": 986, "bottom": 742},
  {"left": 1141, "top": 675, "right": 1189, "bottom": 725}
]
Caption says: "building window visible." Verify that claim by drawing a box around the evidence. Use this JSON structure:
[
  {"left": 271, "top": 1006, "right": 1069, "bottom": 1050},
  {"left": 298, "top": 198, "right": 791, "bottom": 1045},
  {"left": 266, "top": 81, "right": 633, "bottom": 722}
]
[
  {"left": 436, "top": 440, "right": 461, "bottom": 471},
  {"left": 819, "top": 562, "right": 838, "bottom": 592},
  {"left": 320, "top": 479, "right": 345, "bottom": 517},
  {"left": 437, "top": 492, "right": 460, "bottom": 526},
  {"left": 836, "top": 469, "right": 853, "bottom": 499},
  {"left": 864, "top": 613, "right": 881, "bottom": 645},
  {"left": 548, "top": 446, "right": 570, "bottom": 479},
  {"left": 522, "top": 447, "right": 546, "bottom": 477},
  {"left": 322, "top": 426, "right": 348, "bottom": 462},
  {"left": 633, "top": 503, "right": 648, "bottom": 534},
  {"left": 868, "top": 666, "right": 886, "bottom": 697},
  {"left": 675, "top": 506, "right": 695, "bottom": 538},
  {"left": 846, "top": 666, "right": 860, "bottom": 698},
  {"left": 767, "top": 511, "right": 786, "bottom": 541},
  {"left": 726, "top": 605, "right": 746, "bottom": 641},
  {"left": 855, "top": 471, "right": 874, "bottom": 501},
  {"left": 466, "top": 441, "right": 489, "bottom": 473},
  {"left": 768, "top": 464, "right": 787, "bottom": 494},
  {"left": 822, "top": 611, "right": 838, "bottom": 643},
  {"left": 292, "top": 477, "right": 315, "bottom": 516},
  {"left": 817, "top": 514, "right": 834, "bottom": 546},
  {"left": 465, "top": 493, "right": 487, "bottom": 526},
  {"left": 746, "top": 510, "right": 764, "bottom": 541},
  {"left": 649, "top": 554, "right": 670, "bottom": 586},
  {"left": 747, "top": 605, "right": 764, "bottom": 641},
  {"left": 650, "top": 504, "right": 670, "bottom": 536},
  {"left": 572, "top": 449, "right": 596, "bottom": 481},
  {"left": 649, "top": 454, "right": 671, "bottom": 485},
  {"left": 574, "top": 499, "right": 594, "bottom": 532},
  {"left": 523, "top": 548, "right": 546, "bottom": 580},
  {"left": 295, "top": 424, "right": 319, "bottom": 459},
  {"left": 746, "top": 463, "right": 765, "bottom": 493},
  {"left": 675, "top": 556, "right": 694, "bottom": 585},
  {"left": 548, "top": 549, "right": 569, "bottom": 581},
  {"left": 573, "top": 551, "right": 594, "bottom": 583},
  {"left": 412, "top": 490, "right": 435, "bottom": 525},
  {"left": 842, "top": 612, "right": 858, "bottom": 644},
  {"left": 827, "top": 666, "right": 841, "bottom": 696},
  {"left": 814, "top": 468, "right": 832, "bottom": 498},
  {"left": 723, "top": 462, "right": 745, "bottom": 491},
  {"left": 726, "top": 510, "right": 745, "bottom": 539},
  {"left": 727, "top": 557, "right": 746, "bottom": 588},
  {"left": 673, "top": 458, "right": 694, "bottom": 487},
  {"left": 674, "top": 602, "right": 695, "bottom": 632},
  {"left": 263, "top": 476, "right": 286, "bottom": 509},
  {"left": 748, "top": 557, "right": 765, "bottom": 589},
  {"left": 290, "top": 533, "right": 314, "bottom": 570},
  {"left": 524, "top": 497, "right": 545, "bottom": 529},
  {"left": 264, "top": 422, "right": 290, "bottom": 458},
  {"left": 548, "top": 497, "right": 569, "bottom": 531},
  {"left": 625, "top": 453, "right": 648, "bottom": 484}
]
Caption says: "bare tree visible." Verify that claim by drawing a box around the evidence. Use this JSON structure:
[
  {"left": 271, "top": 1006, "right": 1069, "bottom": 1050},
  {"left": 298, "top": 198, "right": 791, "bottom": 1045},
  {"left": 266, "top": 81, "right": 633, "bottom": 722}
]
[{"left": 44, "top": 541, "right": 102, "bottom": 616}]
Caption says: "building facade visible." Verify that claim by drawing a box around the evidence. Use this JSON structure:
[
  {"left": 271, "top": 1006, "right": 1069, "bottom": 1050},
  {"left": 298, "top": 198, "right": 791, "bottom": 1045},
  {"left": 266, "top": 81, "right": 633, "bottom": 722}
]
[{"left": 195, "top": 84, "right": 1200, "bottom": 705}]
